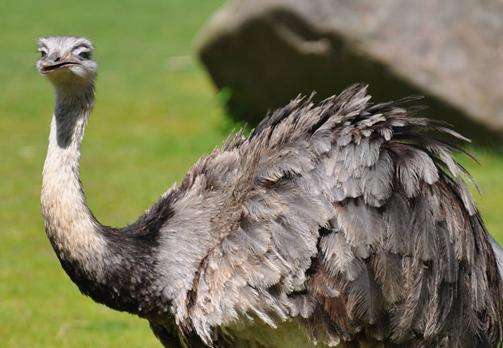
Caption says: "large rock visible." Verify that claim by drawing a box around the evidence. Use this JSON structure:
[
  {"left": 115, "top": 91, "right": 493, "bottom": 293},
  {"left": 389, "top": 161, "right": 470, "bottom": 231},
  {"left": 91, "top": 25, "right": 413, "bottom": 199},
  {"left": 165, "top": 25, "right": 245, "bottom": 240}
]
[{"left": 197, "top": 0, "right": 503, "bottom": 144}]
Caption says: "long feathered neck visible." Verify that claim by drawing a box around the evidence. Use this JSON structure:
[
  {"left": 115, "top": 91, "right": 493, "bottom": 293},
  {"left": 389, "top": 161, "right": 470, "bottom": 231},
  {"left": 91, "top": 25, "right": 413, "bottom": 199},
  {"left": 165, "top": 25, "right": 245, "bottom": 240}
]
[
  {"left": 41, "top": 82, "right": 108, "bottom": 281},
  {"left": 41, "top": 82, "right": 166, "bottom": 316}
]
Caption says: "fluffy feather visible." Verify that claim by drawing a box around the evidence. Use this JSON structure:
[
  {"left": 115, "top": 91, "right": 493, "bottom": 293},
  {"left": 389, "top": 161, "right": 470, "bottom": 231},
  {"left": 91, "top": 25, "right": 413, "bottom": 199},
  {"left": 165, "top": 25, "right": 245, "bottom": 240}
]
[
  {"left": 146, "top": 85, "right": 503, "bottom": 347},
  {"left": 42, "top": 73, "right": 503, "bottom": 347}
]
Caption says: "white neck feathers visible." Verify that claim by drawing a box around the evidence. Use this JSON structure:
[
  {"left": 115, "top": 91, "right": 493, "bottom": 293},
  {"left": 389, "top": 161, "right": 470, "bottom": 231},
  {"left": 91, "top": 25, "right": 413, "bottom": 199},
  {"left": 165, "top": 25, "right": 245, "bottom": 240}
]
[{"left": 41, "top": 87, "right": 107, "bottom": 279}]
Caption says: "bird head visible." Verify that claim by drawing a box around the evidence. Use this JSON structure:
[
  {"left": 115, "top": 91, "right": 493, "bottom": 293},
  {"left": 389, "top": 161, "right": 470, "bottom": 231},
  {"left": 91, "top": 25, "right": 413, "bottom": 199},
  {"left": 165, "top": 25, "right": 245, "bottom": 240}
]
[{"left": 36, "top": 36, "right": 97, "bottom": 88}]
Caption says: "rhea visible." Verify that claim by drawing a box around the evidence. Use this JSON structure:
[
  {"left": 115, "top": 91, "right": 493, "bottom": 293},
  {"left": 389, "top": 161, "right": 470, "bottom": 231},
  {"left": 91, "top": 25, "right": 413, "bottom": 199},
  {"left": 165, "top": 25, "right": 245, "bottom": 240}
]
[{"left": 38, "top": 36, "right": 502, "bottom": 347}]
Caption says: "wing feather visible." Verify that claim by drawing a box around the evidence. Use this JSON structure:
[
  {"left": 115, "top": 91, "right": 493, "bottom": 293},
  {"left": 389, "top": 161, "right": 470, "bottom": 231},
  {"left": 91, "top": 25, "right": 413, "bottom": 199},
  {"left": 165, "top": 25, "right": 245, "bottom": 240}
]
[{"left": 151, "top": 85, "right": 502, "bottom": 346}]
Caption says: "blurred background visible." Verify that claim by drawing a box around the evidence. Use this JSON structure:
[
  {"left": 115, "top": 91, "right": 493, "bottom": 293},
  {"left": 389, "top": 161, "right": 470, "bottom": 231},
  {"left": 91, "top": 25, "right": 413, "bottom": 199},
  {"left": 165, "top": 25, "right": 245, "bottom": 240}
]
[{"left": 1, "top": 0, "right": 502, "bottom": 347}]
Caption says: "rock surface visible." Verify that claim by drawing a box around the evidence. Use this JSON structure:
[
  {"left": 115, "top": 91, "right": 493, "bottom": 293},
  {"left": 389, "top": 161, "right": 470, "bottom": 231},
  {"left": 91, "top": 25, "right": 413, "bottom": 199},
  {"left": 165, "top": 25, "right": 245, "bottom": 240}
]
[{"left": 197, "top": 0, "right": 503, "bottom": 144}]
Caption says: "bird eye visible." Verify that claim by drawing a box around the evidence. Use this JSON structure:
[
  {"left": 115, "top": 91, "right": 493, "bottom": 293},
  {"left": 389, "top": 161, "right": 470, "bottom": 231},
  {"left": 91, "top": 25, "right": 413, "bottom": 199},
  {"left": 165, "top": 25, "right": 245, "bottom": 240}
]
[
  {"left": 78, "top": 51, "right": 92, "bottom": 60},
  {"left": 39, "top": 50, "right": 47, "bottom": 58}
]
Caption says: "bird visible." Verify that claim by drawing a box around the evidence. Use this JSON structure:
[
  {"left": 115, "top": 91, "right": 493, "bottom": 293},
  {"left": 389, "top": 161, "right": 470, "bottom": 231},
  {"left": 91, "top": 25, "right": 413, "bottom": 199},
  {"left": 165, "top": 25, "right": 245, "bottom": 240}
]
[{"left": 37, "top": 36, "right": 502, "bottom": 348}]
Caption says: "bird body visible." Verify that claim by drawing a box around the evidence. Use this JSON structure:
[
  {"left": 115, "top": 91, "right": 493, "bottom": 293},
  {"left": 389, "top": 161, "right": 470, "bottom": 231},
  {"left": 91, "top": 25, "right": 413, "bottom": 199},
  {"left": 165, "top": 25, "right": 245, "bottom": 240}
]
[{"left": 38, "top": 36, "right": 502, "bottom": 347}]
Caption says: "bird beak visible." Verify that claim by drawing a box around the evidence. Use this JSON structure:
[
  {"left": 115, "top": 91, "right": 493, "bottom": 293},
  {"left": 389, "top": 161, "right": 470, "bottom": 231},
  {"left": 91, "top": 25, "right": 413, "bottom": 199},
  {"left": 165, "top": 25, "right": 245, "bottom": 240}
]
[{"left": 40, "top": 54, "right": 81, "bottom": 74}]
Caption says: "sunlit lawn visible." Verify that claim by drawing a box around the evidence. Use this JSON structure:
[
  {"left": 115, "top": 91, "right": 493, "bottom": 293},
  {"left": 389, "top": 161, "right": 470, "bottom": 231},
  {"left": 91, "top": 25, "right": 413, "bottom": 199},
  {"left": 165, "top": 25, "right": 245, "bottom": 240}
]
[{"left": 0, "top": 0, "right": 501, "bottom": 347}]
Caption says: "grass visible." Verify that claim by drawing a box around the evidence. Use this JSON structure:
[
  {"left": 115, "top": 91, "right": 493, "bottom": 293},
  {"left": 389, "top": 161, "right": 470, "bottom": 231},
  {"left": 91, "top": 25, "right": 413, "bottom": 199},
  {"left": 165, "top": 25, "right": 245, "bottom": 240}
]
[{"left": 0, "top": 0, "right": 502, "bottom": 347}]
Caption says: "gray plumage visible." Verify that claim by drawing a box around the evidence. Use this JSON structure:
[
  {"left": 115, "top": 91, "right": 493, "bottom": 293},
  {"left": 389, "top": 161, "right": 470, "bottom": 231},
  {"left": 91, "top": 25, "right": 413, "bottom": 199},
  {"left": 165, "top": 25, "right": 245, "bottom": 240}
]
[{"left": 37, "top": 36, "right": 503, "bottom": 347}]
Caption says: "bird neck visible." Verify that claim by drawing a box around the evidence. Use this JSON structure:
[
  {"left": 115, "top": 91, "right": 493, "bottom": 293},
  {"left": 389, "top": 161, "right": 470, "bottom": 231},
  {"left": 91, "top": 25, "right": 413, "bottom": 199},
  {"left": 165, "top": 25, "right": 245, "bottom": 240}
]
[{"left": 41, "top": 83, "right": 108, "bottom": 280}]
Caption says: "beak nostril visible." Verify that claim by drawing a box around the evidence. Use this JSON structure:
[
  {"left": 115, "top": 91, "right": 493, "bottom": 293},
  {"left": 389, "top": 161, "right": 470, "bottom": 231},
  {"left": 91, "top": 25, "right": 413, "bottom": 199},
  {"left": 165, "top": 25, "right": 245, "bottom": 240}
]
[{"left": 54, "top": 56, "right": 61, "bottom": 62}]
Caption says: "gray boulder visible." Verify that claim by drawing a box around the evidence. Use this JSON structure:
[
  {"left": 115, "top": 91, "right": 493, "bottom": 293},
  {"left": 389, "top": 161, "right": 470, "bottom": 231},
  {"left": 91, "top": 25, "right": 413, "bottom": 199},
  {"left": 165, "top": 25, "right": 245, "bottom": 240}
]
[{"left": 197, "top": 0, "right": 503, "bottom": 144}]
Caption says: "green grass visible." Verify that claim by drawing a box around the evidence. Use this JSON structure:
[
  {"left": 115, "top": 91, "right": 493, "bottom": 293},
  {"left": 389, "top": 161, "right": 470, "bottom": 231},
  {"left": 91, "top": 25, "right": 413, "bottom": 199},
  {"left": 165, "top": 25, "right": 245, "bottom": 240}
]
[{"left": 0, "top": 0, "right": 502, "bottom": 347}]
